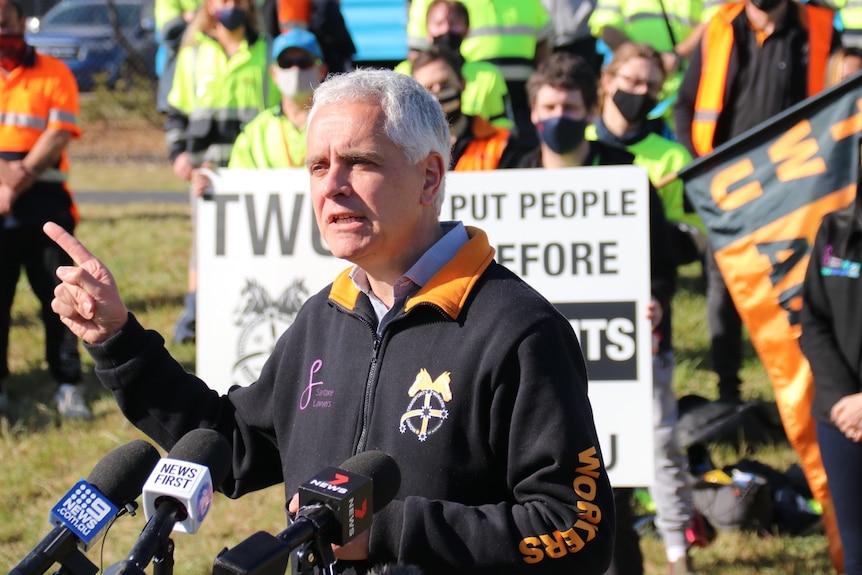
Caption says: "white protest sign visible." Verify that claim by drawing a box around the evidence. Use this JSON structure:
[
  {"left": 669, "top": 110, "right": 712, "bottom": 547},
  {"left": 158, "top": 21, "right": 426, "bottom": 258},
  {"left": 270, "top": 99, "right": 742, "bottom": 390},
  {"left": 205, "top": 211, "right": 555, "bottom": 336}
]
[{"left": 198, "top": 166, "right": 654, "bottom": 486}]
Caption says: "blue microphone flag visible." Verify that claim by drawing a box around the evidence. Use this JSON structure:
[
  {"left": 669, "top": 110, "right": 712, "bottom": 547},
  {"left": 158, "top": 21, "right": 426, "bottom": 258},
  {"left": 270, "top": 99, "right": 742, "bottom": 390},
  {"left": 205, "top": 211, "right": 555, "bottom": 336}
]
[{"left": 49, "top": 479, "right": 119, "bottom": 549}]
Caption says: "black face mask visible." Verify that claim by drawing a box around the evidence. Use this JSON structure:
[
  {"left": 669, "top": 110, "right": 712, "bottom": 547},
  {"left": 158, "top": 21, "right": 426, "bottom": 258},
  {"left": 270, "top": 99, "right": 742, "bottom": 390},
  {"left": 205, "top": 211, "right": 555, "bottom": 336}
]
[
  {"left": 436, "top": 86, "right": 463, "bottom": 125},
  {"left": 612, "top": 89, "right": 657, "bottom": 125},
  {"left": 0, "top": 33, "right": 27, "bottom": 70},
  {"left": 750, "top": 0, "right": 785, "bottom": 12},
  {"left": 432, "top": 32, "right": 465, "bottom": 52},
  {"left": 537, "top": 116, "right": 588, "bottom": 154},
  {"left": 215, "top": 7, "right": 247, "bottom": 31}
]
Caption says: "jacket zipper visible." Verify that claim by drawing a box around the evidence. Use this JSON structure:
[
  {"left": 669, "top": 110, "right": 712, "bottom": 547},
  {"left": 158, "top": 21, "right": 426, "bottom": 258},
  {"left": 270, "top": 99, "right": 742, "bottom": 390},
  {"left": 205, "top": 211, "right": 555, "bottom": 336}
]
[
  {"left": 348, "top": 302, "right": 451, "bottom": 455},
  {"left": 355, "top": 336, "right": 382, "bottom": 454}
]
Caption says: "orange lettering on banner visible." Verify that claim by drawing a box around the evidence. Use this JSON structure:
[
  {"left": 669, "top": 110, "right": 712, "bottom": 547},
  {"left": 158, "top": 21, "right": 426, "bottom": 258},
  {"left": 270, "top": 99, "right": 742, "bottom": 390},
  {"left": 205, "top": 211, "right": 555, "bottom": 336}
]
[
  {"left": 754, "top": 237, "right": 809, "bottom": 328},
  {"left": 768, "top": 120, "right": 826, "bottom": 182},
  {"left": 829, "top": 97, "right": 862, "bottom": 141},
  {"left": 710, "top": 158, "right": 762, "bottom": 210}
]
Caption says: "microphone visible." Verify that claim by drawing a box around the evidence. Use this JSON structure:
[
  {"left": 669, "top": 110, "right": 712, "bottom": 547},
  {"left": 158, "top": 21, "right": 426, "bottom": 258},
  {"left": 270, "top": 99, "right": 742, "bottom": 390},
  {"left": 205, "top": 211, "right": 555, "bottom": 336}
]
[
  {"left": 10, "top": 439, "right": 161, "bottom": 575},
  {"left": 212, "top": 450, "right": 401, "bottom": 575},
  {"left": 110, "top": 428, "right": 232, "bottom": 575}
]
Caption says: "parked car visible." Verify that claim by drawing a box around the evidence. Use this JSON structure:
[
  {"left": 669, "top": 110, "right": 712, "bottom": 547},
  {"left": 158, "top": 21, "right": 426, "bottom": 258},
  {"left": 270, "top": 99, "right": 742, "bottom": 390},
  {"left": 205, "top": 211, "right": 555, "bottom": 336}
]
[
  {"left": 25, "top": 0, "right": 157, "bottom": 91},
  {"left": 23, "top": 0, "right": 65, "bottom": 17}
]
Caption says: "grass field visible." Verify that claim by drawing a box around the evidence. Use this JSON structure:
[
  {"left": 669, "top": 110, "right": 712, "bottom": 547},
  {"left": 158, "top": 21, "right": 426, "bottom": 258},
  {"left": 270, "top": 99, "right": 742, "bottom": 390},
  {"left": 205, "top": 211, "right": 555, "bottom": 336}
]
[{"left": 0, "top": 201, "right": 836, "bottom": 574}]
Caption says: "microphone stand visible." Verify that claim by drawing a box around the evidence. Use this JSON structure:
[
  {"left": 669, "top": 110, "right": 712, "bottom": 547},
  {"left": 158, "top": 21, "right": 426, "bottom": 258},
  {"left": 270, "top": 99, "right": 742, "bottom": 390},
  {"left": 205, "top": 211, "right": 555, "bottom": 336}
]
[
  {"left": 211, "top": 508, "right": 337, "bottom": 575},
  {"left": 104, "top": 537, "right": 176, "bottom": 575},
  {"left": 54, "top": 503, "right": 138, "bottom": 575},
  {"left": 107, "top": 504, "right": 180, "bottom": 575},
  {"left": 152, "top": 536, "right": 176, "bottom": 575},
  {"left": 289, "top": 508, "right": 337, "bottom": 575}
]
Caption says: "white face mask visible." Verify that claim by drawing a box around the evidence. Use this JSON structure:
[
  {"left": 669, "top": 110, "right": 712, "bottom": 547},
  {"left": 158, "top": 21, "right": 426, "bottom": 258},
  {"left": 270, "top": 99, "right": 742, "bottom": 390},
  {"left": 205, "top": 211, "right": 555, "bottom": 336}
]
[{"left": 274, "top": 67, "right": 320, "bottom": 98}]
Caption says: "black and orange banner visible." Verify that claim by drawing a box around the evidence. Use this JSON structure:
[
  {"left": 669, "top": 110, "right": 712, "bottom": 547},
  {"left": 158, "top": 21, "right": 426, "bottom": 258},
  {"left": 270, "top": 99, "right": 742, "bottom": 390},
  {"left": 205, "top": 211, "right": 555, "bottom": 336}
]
[{"left": 679, "top": 72, "right": 862, "bottom": 571}]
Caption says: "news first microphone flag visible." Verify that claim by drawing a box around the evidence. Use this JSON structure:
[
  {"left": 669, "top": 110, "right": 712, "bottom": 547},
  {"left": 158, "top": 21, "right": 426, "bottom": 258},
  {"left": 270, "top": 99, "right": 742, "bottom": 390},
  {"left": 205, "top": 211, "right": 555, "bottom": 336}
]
[{"left": 677, "top": 72, "right": 862, "bottom": 570}]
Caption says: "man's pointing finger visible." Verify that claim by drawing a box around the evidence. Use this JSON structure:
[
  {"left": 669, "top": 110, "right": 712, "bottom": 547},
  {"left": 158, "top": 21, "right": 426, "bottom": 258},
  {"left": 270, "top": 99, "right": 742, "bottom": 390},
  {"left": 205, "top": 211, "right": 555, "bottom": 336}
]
[{"left": 43, "top": 221, "right": 97, "bottom": 266}]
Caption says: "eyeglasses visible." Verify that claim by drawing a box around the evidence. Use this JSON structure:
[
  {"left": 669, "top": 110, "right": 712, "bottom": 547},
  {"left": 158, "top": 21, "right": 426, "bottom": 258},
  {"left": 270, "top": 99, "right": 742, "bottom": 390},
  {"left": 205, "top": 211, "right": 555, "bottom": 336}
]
[
  {"left": 277, "top": 55, "right": 319, "bottom": 70},
  {"left": 614, "top": 73, "right": 663, "bottom": 94}
]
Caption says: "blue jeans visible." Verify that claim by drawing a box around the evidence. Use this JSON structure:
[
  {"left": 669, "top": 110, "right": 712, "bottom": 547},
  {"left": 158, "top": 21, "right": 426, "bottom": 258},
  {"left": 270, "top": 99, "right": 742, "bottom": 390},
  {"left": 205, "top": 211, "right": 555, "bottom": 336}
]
[{"left": 818, "top": 421, "right": 862, "bottom": 574}]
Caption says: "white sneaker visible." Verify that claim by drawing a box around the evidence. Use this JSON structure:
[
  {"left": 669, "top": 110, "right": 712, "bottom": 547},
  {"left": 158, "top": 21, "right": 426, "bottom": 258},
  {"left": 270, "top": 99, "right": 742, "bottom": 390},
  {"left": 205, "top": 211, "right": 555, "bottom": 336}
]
[{"left": 55, "top": 384, "right": 92, "bottom": 420}]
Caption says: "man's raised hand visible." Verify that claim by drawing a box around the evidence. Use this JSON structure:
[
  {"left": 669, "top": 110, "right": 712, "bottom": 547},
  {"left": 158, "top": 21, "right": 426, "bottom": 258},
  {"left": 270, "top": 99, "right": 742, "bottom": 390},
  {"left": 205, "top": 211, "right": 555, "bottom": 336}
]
[{"left": 43, "top": 222, "right": 129, "bottom": 343}]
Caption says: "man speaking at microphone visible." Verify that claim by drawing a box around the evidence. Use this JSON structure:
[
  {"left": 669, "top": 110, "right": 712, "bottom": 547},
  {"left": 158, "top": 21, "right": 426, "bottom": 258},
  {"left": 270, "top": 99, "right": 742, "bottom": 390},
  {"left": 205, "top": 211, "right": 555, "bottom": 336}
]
[{"left": 44, "top": 68, "right": 614, "bottom": 574}]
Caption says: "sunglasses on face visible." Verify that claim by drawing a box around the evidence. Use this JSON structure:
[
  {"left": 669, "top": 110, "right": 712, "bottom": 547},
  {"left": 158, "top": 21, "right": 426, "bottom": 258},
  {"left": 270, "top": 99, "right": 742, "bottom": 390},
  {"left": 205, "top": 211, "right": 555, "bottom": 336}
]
[{"left": 277, "top": 55, "right": 319, "bottom": 69}]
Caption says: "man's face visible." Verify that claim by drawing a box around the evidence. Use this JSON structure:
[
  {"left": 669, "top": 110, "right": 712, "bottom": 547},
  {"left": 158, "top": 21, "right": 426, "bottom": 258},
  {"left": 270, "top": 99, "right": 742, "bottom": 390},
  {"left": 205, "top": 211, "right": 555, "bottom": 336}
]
[
  {"left": 270, "top": 46, "right": 325, "bottom": 98},
  {"left": 307, "top": 101, "right": 440, "bottom": 275},
  {"left": 604, "top": 56, "right": 664, "bottom": 99},
  {"left": 426, "top": 5, "right": 467, "bottom": 39},
  {"left": 412, "top": 58, "right": 463, "bottom": 114},
  {"left": 530, "top": 85, "right": 592, "bottom": 126},
  {"left": 0, "top": 0, "right": 23, "bottom": 35},
  {"left": 841, "top": 54, "right": 862, "bottom": 83}
]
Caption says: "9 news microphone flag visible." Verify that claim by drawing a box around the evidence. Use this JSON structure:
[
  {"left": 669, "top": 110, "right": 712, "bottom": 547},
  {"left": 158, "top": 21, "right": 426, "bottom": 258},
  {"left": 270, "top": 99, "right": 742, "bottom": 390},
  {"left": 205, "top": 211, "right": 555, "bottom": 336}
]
[
  {"left": 11, "top": 440, "right": 161, "bottom": 575},
  {"left": 677, "top": 71, "right": 862, "bottom": 571}
]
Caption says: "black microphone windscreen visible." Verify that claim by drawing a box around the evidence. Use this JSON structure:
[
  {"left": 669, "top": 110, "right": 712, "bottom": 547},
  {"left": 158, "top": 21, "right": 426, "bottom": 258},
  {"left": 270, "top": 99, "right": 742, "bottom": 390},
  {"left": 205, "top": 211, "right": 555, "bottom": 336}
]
[
  {"left": 87, "top": 439, "right": 161, "bottom": 505},
  {"left": 167, "top": 428, "right": 233, "bottom": 487},
  {"left": 340, "top": 451, "right": 401, "bottom": 510}
]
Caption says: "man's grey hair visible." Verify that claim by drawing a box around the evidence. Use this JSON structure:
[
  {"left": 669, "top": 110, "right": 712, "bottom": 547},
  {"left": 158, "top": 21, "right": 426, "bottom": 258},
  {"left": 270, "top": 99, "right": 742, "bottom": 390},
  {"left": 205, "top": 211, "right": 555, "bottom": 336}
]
[{"left": 308, "top": 68, "right": 451, "bottom": 212}]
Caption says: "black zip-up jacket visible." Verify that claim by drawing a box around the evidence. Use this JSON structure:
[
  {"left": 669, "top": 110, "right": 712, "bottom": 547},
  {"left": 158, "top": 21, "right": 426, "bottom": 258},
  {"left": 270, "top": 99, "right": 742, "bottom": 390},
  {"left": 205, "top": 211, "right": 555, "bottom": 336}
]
[
  {"left": 87, "top": 227, "right": 615, "bottom": 574},
  {"left": 800, "top": 184, "right": 862, "bottom": 426}
]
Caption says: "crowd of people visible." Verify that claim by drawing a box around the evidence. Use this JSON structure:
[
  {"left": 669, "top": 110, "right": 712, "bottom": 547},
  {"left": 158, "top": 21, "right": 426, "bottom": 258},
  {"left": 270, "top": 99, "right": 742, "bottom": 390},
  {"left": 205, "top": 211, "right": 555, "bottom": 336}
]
[{"left": 3, "top": 0, "right": 862, "bottom": 572}]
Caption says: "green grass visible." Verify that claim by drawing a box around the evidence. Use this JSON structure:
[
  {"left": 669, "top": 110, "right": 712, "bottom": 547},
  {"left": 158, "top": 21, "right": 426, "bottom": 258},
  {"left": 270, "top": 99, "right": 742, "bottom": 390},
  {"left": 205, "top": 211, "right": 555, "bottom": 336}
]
[
  {"left": 69, "top": 161, "right": 187, "bottom": 194},
  {"left": 0, "top": 203, "right": 833, "bottom": 573}
]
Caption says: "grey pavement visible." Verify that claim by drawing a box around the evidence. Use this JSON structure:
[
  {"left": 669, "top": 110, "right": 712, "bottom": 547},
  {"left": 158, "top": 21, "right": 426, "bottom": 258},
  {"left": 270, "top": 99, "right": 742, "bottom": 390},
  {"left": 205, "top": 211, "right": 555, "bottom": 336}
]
[{"left": 76, "top": 191, "right": 187, "bottom": 204}]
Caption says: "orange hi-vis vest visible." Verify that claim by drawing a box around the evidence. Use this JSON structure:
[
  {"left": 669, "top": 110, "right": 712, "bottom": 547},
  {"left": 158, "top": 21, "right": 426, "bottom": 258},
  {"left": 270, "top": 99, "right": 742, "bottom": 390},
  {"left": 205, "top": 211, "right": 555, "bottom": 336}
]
[
  {"left": 691, "top": 1, "right": 833, "bottom": 156},
  {"left": 0, "top": 51, "right": 82, "bottom": 224},
  {"left": 277, "top": 0, "right": 312, "bottom": 33},
  {"left": 454, "top": 117, "right": 511, "bottom": 171}
]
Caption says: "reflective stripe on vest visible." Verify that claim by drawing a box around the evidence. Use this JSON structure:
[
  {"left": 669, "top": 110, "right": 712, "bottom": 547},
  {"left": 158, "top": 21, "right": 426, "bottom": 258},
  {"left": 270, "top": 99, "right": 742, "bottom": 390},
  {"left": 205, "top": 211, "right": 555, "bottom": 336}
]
[
  {"left": 692, "top": 1, "right": 833, "bottom": 156},
  {"left": 0, "top": 111, "right": 47, "bottom": 131}
]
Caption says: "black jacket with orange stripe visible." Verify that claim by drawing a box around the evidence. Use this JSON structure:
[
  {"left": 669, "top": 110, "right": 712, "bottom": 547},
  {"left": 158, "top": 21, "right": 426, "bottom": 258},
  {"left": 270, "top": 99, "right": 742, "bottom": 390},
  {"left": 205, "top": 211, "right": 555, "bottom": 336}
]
[{"left": 87, "top": 226, "right": 615, "bottom": 574}]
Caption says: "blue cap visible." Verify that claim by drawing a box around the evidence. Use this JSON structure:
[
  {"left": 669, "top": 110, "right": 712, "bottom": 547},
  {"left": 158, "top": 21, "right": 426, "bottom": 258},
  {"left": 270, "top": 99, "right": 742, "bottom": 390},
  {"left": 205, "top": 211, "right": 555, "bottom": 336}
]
[{"left": 272, "top": 29, "right": 323, "bottom": 61}]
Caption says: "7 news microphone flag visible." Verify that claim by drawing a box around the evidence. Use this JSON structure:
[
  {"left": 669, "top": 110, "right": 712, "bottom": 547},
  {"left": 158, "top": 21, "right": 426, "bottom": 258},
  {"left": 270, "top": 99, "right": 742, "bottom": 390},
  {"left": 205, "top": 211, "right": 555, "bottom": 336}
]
[
  {"left": 677, "top": 71, "right": 862, "bottom": 571},
  {"left": 11, "top": 440, "right": 161, "bottom": 575},
  {"left": 213, "top": 450, "right": 401, "bottom": 575}
]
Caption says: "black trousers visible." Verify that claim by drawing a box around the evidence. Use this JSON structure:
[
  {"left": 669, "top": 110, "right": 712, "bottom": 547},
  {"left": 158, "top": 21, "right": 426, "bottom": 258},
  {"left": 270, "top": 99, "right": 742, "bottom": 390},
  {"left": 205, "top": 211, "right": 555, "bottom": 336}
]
[
  {"left": 602, "top": 488, "right": 644, "bottom": 575},
  {"left": 706, "top": 244, "right": 742, "bottom": 399},
  {"left": 0, "top": 226, "right": 81, "bottom": 384}
]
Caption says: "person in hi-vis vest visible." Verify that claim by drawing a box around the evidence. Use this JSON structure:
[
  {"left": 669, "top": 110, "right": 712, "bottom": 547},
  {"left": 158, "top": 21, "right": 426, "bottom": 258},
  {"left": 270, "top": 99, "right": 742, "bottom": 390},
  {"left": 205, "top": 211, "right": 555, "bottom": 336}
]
[
  {"left": 674, "top": 0, "right": 836, "bottom": 403},
  {"left": 411, "top": 46, "right": 520, "bottom": 171},
  {"left": 165, "top": 0, "right": 278, "bottom": 344}
]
